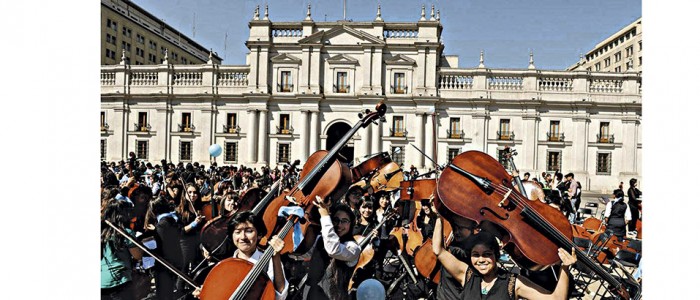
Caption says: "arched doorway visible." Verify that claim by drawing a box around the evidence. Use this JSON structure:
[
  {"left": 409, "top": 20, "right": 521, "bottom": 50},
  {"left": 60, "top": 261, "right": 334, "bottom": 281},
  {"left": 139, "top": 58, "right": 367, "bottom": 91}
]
[{"left": 325, "top": 122, "right": 354, "bottom": 163}]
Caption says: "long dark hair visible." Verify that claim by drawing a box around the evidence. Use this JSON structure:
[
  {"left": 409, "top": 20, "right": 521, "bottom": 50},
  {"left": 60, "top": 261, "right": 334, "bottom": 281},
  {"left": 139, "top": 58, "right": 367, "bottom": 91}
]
[
  {"left": 178, "top": 183, "right": 201, "bottom": 223},
  {"left": 326, "top": 204, "right": 357, "bottom": 300},
  {"left": 101, "top": 198, "right": 134, "bottom": 254}
]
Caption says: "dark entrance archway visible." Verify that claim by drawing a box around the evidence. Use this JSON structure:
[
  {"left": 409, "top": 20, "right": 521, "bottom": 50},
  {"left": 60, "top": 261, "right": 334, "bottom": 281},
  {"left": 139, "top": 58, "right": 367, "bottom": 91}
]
[{"left": 325, "top": 122, "right": 354, "bottom": 163}]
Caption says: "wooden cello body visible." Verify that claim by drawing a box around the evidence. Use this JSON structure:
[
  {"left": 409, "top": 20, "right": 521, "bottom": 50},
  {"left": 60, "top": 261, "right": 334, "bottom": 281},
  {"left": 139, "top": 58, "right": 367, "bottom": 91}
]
[{"left": 200, "top": 258, "right": 277, "bottom": 300}]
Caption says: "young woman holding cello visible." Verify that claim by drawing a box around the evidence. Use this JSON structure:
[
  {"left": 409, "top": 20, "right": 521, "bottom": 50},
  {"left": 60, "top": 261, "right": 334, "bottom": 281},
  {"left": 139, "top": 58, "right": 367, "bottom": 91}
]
[
  {"left": 432, "top": 218, "right": 576, "bottom": 300},
  {"left": 353, "top": 199, "right": 378, "bottom": 236},
  {"left": 300, "top": 198, "right": 361, "bottom": 300}
]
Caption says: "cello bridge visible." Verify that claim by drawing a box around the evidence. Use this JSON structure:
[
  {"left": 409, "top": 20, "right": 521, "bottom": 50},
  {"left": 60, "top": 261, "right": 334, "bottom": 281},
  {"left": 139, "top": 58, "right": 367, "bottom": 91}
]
[
  {"left": 498, "top": 188, "right": 512, "bottom": 207},
  {"left": 285, "top": 195, "right": 299, "bottom": 205}
]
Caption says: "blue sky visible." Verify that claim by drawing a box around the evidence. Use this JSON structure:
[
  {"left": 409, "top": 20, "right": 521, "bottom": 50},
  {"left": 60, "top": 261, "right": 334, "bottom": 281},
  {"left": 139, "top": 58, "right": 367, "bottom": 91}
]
[{"left": 131, "top": 0, "right": 640, "bottom": 69}]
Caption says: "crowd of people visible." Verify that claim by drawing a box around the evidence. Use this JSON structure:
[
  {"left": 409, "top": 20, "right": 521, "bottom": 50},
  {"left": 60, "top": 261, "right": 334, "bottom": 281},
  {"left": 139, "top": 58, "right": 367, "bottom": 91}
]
[{"left": 100, "top": 152, "right": 641, "bottom": 300}]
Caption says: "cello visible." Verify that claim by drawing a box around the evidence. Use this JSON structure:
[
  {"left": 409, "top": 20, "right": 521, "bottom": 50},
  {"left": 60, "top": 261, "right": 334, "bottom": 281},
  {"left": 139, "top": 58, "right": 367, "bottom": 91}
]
[
  {"left": 199, "top": 103, "right": 386, "bottom": 299},
  {"left": 347, "top": 208, "right": 399, "bottom": 291},
  {"left": 436, "top": 150, "right": 635, "bottom": 299}
]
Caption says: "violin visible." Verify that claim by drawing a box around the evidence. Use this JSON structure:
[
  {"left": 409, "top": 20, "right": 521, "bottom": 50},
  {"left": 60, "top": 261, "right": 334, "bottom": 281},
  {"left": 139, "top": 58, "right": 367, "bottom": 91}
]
[
  {"left": 436, "top": 150, "right": 633, "bottom": 299},
  {"left": 348, "top": 208, "right": 399, "bottom": 291}
]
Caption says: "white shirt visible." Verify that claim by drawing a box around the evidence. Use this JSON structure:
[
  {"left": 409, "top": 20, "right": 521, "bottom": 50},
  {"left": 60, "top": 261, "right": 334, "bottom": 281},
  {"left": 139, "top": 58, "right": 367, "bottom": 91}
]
[
  {"left": 232, "top": 249, "right": 289, "bottom": 300},
  {"left": 319, "top": 215, "right": 361, "bottom": 267},
  {"left": 604, "top": 197, "right": 631, "bottom": 221}
]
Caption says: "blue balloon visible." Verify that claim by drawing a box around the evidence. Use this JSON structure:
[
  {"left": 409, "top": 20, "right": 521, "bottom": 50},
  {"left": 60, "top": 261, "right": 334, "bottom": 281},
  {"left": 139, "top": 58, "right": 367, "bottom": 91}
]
[
  {"left": 208, "top": 144, "right": 222, "bottom": 157},
  {"left": 356, "top": 278, "right": 385, "bottom": 300}
]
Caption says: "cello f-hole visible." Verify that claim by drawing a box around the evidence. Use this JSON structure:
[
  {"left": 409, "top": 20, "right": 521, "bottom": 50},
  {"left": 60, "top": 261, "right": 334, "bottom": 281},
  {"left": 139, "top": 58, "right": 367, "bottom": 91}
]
[{"left": 479, "top": 207, "right": 510, "bottom": 221}]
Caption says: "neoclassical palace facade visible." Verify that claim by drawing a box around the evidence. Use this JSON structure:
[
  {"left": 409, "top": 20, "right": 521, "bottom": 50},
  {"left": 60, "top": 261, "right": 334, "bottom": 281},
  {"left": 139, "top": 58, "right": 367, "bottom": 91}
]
[{"left": 100, "top": 5, "right": 642, "bottom": 192}]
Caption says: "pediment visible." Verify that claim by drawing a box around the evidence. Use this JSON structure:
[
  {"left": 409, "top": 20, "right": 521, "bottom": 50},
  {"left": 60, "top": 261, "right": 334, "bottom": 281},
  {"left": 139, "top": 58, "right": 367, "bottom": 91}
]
[
  {"left": 299, "top": 25, "right": 384, "bottom": 46},
  {"left": 270, "top": 53, "right": 301, "bottom": 64},
  {"left": 327, "top": 54, "right": 359, "bottom": 65},
  {"left": 385, "top": 54, "right": 416, "bottom": 66}
]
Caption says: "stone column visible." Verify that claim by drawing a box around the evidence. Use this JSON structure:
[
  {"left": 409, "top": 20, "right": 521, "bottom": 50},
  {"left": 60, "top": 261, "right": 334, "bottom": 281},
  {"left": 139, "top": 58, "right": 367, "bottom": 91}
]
[
  {"left": 522, "top": 115, "right": 539, "bottom": 171},
  {"left": 415, "top": 113, "right": 426, "bottom": 168},
  {"left": 360, "top": 118, "right": 371, "bottom": 160},
  {"left": 247, "top": 110, "right": 258, "bottom": 164},
  {"left": 309, "top": 111, "right": 319, "bottom": 154},
  {"left": 257, "top": 109, "right": 268, "bottom": 164},
  {"left": 371, "top": 121, "right": 381, "bottom": 154},
  {"left": 425, "top": 114, "right": 435, "bottom": 166},
  {"left": 299, "top": 111, "right": 309, "bottom": 162}
]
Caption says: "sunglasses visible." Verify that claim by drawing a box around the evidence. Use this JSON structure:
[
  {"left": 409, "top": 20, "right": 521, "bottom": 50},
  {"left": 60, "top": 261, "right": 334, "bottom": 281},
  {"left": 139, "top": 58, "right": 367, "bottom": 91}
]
[{"left": 331, "top": 217, "right": 351, "bottom": 225}]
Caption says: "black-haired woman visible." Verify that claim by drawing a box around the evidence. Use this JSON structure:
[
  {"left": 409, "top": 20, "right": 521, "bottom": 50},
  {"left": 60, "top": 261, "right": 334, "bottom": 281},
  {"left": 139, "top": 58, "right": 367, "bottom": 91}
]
[
  {"left": 301, "top": 198, "right": 361, "bottom": 300},
  {"left": 147, "top": 196, "right": 185, "bottom": 300},
  {"left": 432, "top": 218, "right": 576, "bottom": 299},
  {"left": 101, "top": 198, "right": 143, "bottom": 299},
  {"left": 417, "top": 198, "right": 438, "bottom": 243}
]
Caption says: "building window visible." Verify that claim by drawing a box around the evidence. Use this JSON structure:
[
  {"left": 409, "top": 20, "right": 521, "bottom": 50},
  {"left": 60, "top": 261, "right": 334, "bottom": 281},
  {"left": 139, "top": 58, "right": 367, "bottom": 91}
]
[
  {"left": 626, "top": 46, "right": 634, "bottom": 57},
  {"left": 335, "top": 72, "right": 349, "bottom": 93},
  {"left": 121, "top": 41, "right": 131, "bottom": 52},
  {"left": 278, "top": 143, "right": 291, "bottom": 163},
  {"left": 101, "top": 139, "right": 106, "bottom": 161},
  {"left": 391, "top": 146, "right": 405, "bottom": 166},
  {"left": 596, "top": 152, "right": 612, "bottom": 175},
  {"left": 181, "top": 57, "right": 187, "bottom": 64},
  {"left": 226, "top": 113, "right": 238, "bottom": 133},
  {"left": 393, "top": 73, "right": 406, "bottom": 94},
  {"left": 225, "top": 142, "right": 238, "bottom": 163},
  {"left": 122, "top": 26, "right": 132, "bottom": 38},
  {"left": 138, "top": 112, "right": 148, "bottom": 131},
  {"left": 604, "top": 57, "right": 611, "bottom": 67},
  {"left": 594, "top": 63, "right": 600, "bottom": 71},
  {"left": 598, "top": 122, "right": 613, "bottom": 143},
  {"left": 149, "top": 40, "right": 157, "bottom": 50},
  {"left": 449, "top": 118, "right": 461, "bottom": 138},
  {"left": 136, "top": 48, "right": 144, "bottom": 58},
  {"left": 148, "top": 53, "right": 157, "bottom": 63},
  {"left": 614, "top": 66, "right": 622, "bottom": 73},
  {"left": 106, "top": 33, "right": 116, "bottom": 45},
  {"left": 638, "top": 57, "right": 642, "bottom": 66},
  {"left": 448, "top": 148, "right": 460, "bottom": 162},
  {"left": 279, "top": 71, "right": 292, "bottom": 92},
  {"left": 172, "top": 52, "right": 178, "bottom": 60},
  {"left": 391, "top": 116, "right": 406, "bottom": 137},
  {"left": 161, "top": 46, "right": 167, "bottom": 55},
  {"left": 614, "top": 52, "right": 622, "bottom": 62},
  {"left": 548, "top": 121, "right": 561, "bottom": 142},
  {"left": 498, "top": 149, "right": 510, "bottom": 170},
  {"left": 180, "top": 141, "right": 192, "bottom": 161},
  {"left": 136, "top": 140, "right": 149, "bottom": 160},
  {"left": 638, "top": 41, "right": 642, "bottom": 51},
  {"left": 107, "top": 19, "right": 117, "bottom": 31},
  {"left": 101, "top": 111, "right": 107, "bottom": 130},
  {"left": 136, "top": 34, "right": 144, "bottom": 44},
  {"left": 181, "top": 113, "right": 192, "bottom": 132},
  {"left": 546, "top": 151, "right": 561, "bottom": 172},
  {"left": 106, "top": 49, "right": 115, "bottom": 59},
  {"left": 279, "top": 114, "right": 291, "bottom": 134},
  {"left": 498, "top": 119, "right": 512, "bottom": 140}
]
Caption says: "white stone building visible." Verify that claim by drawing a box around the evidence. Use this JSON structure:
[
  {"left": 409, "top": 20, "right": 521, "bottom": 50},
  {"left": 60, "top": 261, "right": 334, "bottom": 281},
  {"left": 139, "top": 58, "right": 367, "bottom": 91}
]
[{"left": 100, "top": 5, "right": 641, "bottom": 192}]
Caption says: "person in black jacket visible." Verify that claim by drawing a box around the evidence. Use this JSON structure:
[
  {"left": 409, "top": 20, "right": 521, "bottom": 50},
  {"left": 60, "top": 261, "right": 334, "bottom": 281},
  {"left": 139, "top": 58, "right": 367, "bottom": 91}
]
[
  {"left": 147, "top": 196, "right": 185, "bottom": 300},
  {"left": 627, "top": 178, "right": 642, "bottom": 234}
]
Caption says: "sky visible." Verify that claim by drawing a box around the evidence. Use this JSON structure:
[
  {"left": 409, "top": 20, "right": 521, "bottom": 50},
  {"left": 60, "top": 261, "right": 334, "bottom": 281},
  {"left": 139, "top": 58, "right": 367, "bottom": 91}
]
[{"left": 132, "top": 0, "right": 641, "bottom": 70}]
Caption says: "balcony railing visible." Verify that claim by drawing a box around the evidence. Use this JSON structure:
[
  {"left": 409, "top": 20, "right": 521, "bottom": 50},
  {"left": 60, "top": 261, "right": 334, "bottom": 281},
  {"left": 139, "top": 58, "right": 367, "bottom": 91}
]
[
  {"left": 101, "top": 123, "right": 109, "bottom": 131},
  {"left": 447, "top": 129, "right": 464, "bottom": 139},
  {"left": 597, "top": 134, "right": 615, "bottom": 143},
  {"left": 134, "top": 123, "right": 151, "bottom": 132},
  {"left": 277, "top": 83, "right": 294, "bottom": 93},
  {"left": 178, "top": 124, "right": 195, "bottom": 132},
  {"left": 223, "top": 124, "right": 241, "bottom": 134},
  {"left": 276, "top": 126, "right": 294, "bottom": 134},
  {"left": 546, "top": 132, "right": 565, "bottom": 142},
  {"left": 333, "top": 84, "right": 351, "bottom": 93},
  {"left": 390, "top": 128, "right": 408, "bottom": 137},
  {"left": 497, "top": 130, "right": 515, "bottom": 140},
  {"left": 391, "top": 85, "right": 407, "bottom": 94}
]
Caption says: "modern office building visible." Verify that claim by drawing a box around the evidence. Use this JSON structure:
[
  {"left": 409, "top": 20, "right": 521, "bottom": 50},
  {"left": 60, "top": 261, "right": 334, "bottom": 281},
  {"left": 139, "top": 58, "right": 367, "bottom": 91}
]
[
  {"left": 101, "top": 4, "right": 642, "bottom": 192},
  {"left": 101, "top": 0, "right": 221, "bottom": 65},
  {"left": 567, "top": 18, "right": 642, "bottom": 73}
]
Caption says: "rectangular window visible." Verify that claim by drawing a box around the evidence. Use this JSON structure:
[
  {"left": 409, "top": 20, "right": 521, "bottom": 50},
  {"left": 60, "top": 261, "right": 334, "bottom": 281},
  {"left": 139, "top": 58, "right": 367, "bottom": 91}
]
[
  {"left": 148, "top": 53, "right": 157, "bottom": 63},
  {"left": 448, "top": 148, "right": 460, "bottom": 162},
  {"left": 101, "top": 139, "right": 106, "bottom": 161},
  {"left": 149, "top": 40, "right": 157, "bottom": 50},
  {"left": 179, "top": 141, "right": 192, "bottom": 161},
  {"left": 106, "top": 49, "right": 115, "bottom": 59},
  {"left": 391, "top": 146, "right": 405, "bottom": 166},
  {"left": 136, "top": 34, "right": 144, "bottom": 44},
  {"left": 392, "top": 116, "right": 405, "bottom": 137},
  {"left": 604, "top": 57, "right": 611, "bottom": 67},
  {"left": 614, "top": 66, "right": 622, "bottom": 73},
  {"left": 615, "top": 52, "right": 622, "bottom": 62},
  {"left": 594, "top": 63, "right": 600, "bottom": 71},
  {"left": 638, "top": 57, "right": 642, "bottom": 66},
  {"left": 546, "top": 151, "right": 561, "bottom": 172},
  {"left": 393, "top": 73, "right": 406, "bottom": 94},
  {"left": 599, "top": 122, "right": 611, "bottom": 143},
  {"left": 138, "top": 112, "right": 148, "bottom": 131},
  {"left": 136, "top": 140, "right": 149, "bottom": 160},
  {"left": 122, "top": 26, "right": 132, "bottom": 38},
  {"left": 626, "top": 46, "right": 634, "bottom": 57},
  {"left": 136, "top": 48, "right": 144, "bottom": 57},
  {"left": 449, "top": 118, "right": 461, "bottom": 138},
  {"left": 638, "top": 41, "right": 642, "bottom": 51},
  {"left": 181, "top": 113, "right": 192, "bottom": 132},
  {"left": 279, "top": 114, "right": 291, "bottom": 134},
  {"left": 279, "top": 71, "right": 292, "bottom": 92},
  {"left": 226, "top": 113, "right": 238, "bottom": 133},
  {"left": 548, "top": 121, "right": 561, "bottom": 141},
  {"left": 596, "top": 152, "right": 612, "bottom": 175},
  {"left": 172, "top": 52, "right": 178, "bottom": 60},
  {"left": 101, "top": 112, "right": 106, "bottom": 130},
  {"left": 161, "top": 46, "right": 167, "bottom": 55},
  {"left": 499, "top": 119, "right": 511, "bottom": 140},
  {"left": 336, "top": 72, "right": 348, "bottom": 93},
  {"left": 121, "top": 41, "right": 131, "bottom": 52},
  {"left": 278, "top": 143, "right": 291, "bottom": 163},
  {"left": 107, "top": 19, "right": 117, "bottom": 31},
  {"left": 225, "top": 142, "right": 238, "bottom": 162}
]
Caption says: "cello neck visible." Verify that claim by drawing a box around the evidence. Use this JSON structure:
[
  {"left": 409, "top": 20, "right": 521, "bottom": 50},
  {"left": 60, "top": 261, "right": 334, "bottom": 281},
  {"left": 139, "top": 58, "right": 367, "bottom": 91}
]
[{"left": 358, "top": 210, "right": 396, "bottom": 248}]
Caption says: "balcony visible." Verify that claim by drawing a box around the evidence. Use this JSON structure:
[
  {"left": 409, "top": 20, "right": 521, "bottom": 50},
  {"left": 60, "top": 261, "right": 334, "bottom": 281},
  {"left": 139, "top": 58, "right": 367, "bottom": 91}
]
[
  {"left": 333, "top": 84, "right": 351, "bottom": 93},
  {"left": 276, "top": 125, "right": 294, "bottom": 135},
  {"left": 390, "top": 128, "right": 408, "bottom": 137},
  {"left": 134, "top": 123, "right": 151, "bottom": 132},
  {"left": 546, "top": 132, "right": 565, "bottom": 142},
  {"left": 497, "top": 130, "right": 515, "bottom": 141},
  {"left": 391, "top": 85, "right": 407, "bottom": 94},
  {"left": 223, "top": 124, "right": 241, "bottom": 134},
  {"left": 597, "top": 134, "right": 615, "bottom": 143},
  {"left": 277, "top": 83, "right": 294, "bottom": 93},
  {"left": 178, "top": 124, "right": 195, "bottom": 132},
  {"left": 447, "top": 129, "right": 464, "bottom": 139}
]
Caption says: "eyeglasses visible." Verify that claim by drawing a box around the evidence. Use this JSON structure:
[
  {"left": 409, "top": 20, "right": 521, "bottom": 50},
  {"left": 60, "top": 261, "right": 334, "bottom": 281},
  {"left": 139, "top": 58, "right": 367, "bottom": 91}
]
[{"left": 332, "top": 217, "right": 351, "bottom": 225}]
